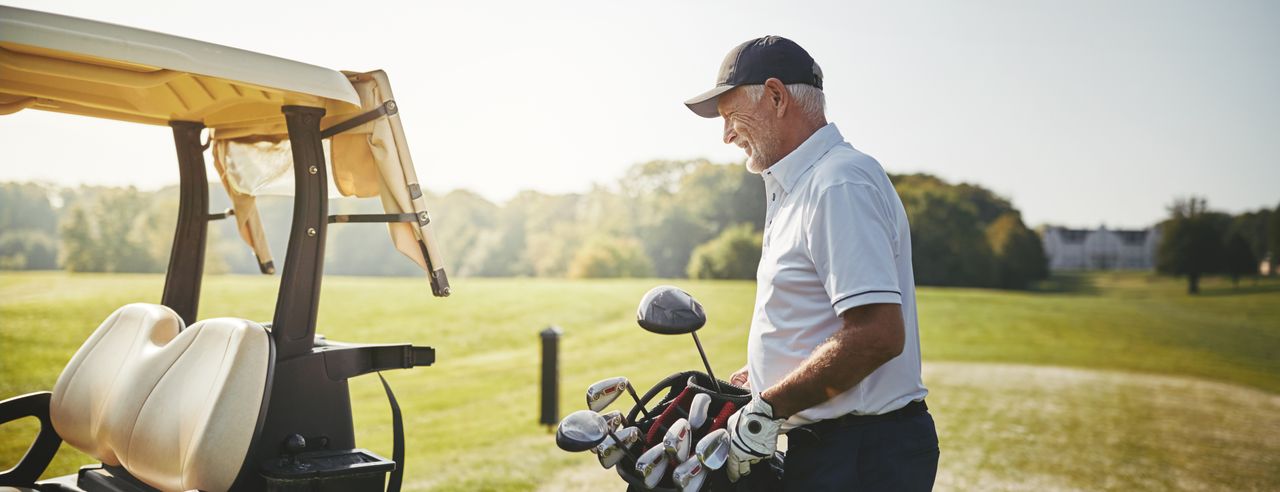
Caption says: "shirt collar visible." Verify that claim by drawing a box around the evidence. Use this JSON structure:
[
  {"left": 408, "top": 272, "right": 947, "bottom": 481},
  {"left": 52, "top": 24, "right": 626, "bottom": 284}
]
[{"left": 762, "top": 123, "right": 843, "bottom": 194}]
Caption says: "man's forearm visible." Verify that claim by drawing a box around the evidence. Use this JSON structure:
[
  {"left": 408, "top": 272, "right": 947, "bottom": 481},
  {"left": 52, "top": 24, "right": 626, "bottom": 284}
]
[{"left": 760, "top": 303, "right": 905, "bottom": 418}]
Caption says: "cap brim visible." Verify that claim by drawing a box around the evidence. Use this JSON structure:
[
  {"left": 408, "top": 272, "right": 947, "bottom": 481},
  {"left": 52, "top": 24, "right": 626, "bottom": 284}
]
[{"left": 684, "top": 85, "right": 735, "bottom": 118}]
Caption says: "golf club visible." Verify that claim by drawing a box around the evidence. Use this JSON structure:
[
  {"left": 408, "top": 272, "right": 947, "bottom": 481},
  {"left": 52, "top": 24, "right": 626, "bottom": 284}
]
[
  {"left": 587, "top": 376, "right": 653, "bottom": 419},
  {"left": 601, "top": 410, "right": 625, "bottom": 431},
  {"left": 662, "top": 418, "right": 692, "bottom": 462},
  {"left": 595, "top": 426, "right": 640, "bottom": 469},
  {"left": 635, "top": 443, "right": 670, "bottom": 489},
  {"left": 555, "top": 410, "right": 609, "bottom": 452},
  {"left": 672, "top": 455, "right": 708, "bottom": 492},
  {"left": 555, "top": 410, "right": 640, "bottom": 462},
  {"left": 694, "top": 428, "right": 730, "bottom": 470},
  {"left": 636, "top": 285, "right": 722, "bottom": 392}
]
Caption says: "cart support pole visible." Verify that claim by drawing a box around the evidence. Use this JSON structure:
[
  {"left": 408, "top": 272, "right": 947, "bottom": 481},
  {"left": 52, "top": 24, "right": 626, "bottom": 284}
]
[
  {"left": 161, "top": 121, "right": 209, "bottom": 325},
  {"left": 273, "top": 105, "right": 328, "bottom": 360}
]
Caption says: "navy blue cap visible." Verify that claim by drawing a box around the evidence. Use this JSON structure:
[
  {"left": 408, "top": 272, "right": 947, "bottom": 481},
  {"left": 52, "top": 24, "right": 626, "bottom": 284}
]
[{"left": 685, "top": 36, "right": 823, "bottom": 118}]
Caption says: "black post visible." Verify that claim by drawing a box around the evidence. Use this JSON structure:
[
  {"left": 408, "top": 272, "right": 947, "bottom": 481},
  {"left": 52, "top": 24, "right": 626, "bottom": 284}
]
[
  {"left": 273, "top": 106, "right": 329, "bottom": 360},
  {"left": 255, "top": 105, "right": 357, "bottom": 477},
  {"left": 161, "top": 121, "right": 209, "bottom": 325},
  {"left": 539, "top": 326, "right": 563, "bottom": 426}
]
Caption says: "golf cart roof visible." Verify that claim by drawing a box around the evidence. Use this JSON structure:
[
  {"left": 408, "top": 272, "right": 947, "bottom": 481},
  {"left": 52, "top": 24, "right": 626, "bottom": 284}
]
[
  {"left": 0, "top": 5, "right": 361, "bottom": 128},
  {"left": 1, "top": 5, "right": 450, "bottom": 297}
]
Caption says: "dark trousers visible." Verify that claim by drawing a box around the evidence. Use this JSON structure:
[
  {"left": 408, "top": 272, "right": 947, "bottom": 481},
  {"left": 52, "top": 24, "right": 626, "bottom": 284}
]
[{"left": 781, "top": 408, "right": 939, "bottom": 491}]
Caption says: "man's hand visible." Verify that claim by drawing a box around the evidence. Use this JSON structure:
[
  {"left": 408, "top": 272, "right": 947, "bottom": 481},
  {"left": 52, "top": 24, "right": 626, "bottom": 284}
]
[
  {"left": 725, "top": 396, "right": 784, "bottom": 482},
  {"left": 730, "top": 364, "right": 750, "bottom": 388}
]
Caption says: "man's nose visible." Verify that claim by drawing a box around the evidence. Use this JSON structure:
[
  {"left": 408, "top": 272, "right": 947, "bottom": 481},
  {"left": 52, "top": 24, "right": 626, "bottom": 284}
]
[{"left": 722, "top": 119, "right": 735, "bottom": 145}]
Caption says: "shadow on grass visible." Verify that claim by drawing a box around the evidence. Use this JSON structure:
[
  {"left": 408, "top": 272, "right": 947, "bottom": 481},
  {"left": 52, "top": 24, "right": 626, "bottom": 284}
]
[
  {"left": 1198, "top": 281, "right": 1280, "bottom": 297},
  {"left": 1029, "top": 273, "right": 1099, "bottom": 295}
]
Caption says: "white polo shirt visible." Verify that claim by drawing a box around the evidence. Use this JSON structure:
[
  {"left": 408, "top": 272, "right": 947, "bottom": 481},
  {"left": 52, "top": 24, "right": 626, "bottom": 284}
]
[{"left": 746, "top": 123, "right": 927, "bottom": 430}]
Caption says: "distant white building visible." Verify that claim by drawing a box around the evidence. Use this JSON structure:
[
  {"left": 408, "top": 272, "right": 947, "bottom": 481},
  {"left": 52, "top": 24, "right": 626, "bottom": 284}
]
[{"left": 1041, "top": 226, "right": 1161, "bottom": 270}]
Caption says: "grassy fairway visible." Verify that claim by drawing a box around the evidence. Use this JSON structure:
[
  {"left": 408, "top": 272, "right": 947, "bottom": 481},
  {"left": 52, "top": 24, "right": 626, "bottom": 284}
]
[{"left": 1, "top": 271, "right": 1278, "bottom": 490}]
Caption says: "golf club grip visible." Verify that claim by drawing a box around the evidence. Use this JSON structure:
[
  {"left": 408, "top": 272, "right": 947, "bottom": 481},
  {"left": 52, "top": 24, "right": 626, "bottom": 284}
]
[
  {"left": 626, "top": 371, "right": 692, "bottom": 425},
  {"left": 644, "top": 388, "right": 693, "bottom": 446}
]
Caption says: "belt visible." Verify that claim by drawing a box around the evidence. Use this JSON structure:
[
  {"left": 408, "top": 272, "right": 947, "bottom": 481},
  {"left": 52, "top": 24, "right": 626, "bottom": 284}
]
[{"left": 793, "top": 399, "right": 929, "bottom": 437}]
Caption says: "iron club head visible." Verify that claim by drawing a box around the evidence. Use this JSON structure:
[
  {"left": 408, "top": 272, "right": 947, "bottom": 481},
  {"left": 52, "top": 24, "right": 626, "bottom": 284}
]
[
  {"left": 688, "top": 393, "right": 711, "bottom": 430},
  {"left": 586, "top": 377, "right": 630, "bottom": 412},
  {"left": 595, "top": 426, "right": 640, "bottom": 469},
  {"left": 695, "top": 428, "right": 730, "bottom": 470},
  {"left": 662, "top": 418, "right": 692, "bottom": 462},
  {"left": 601, "top": 410, "right": 625, "bottom": 431},
  {"left": 672, "top": 455, "right": 708, "bottom": 492},
  {"left": 635, "top": 443, "right": 670, "bottom": 489}
]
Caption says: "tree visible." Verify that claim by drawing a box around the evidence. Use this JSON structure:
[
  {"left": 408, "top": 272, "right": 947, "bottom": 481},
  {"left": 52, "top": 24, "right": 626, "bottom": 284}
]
[
  {"left": 566, "top": 235, "right": 653, "bottom": 278},
  {"left": 59, "top": 206, "right": 102, "bottom": 272},
  {"left": 0, "top": 182, "right": 62, "bottom": 270},
  {"left": 0, "top": 231, "right": 57, "bottom": 270},
  {"left": 428, "top": 190, "right": 500, "bottom": 277},
  {"left": 1271, "top": 201, "right": 1280, "bottom": 276},
  {"left": 57, "top": 186, "right": 168, "bottom": 273},
  {"left": 1223, "top": 232, "right": 1256, "bottom": 287},
  {"left": 986, "top": 213, "right": 1049, "bottom": 289},
  {"left": 687, "top": 223, "right": 762, "bottom": 280},
  {"left": 0, "top": 182, "right": 59, "bottom": 234},
  {"left": 888, "top": 173, "right": 1055, "bottom": 289},
  {"left": 621, "top": 160, "right": 717, "bottom": 278},
  {"left": 898, "top": 187, "right": 996, "bottom": 287},
  {"left": 677, "top": 162, "right": 766, "bottom": 234},
  {"left": 1156, "top": 197, "right": 1224, "bottom": 294}
]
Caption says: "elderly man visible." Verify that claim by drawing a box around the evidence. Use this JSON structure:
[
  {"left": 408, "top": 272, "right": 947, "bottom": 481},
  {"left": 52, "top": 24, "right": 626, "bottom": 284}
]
[{"left": 683, "top": 36, "right": 938, "bottom": 491}]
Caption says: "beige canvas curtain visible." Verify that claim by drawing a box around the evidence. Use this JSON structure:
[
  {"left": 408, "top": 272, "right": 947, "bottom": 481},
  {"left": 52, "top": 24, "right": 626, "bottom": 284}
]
[{"left": 210, "top": 70, "right": 447, "bottom": 293}]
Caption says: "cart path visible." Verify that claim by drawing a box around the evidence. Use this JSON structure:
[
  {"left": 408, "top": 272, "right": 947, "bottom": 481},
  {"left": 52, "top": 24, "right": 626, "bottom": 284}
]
[{"left": 538, "top": 361, "right": 1280, "bottom": 492}]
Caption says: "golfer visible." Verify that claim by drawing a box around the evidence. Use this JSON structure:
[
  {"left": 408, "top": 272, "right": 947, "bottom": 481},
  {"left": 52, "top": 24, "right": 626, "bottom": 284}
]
[{"left": 684, "top": 36, "right": 938, "bottom": 491}]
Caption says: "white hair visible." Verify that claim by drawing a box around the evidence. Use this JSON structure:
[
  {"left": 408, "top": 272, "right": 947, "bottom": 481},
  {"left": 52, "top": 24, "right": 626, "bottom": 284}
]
[{"left": 743, "top": 83, "right": 826, "bottom": 120}]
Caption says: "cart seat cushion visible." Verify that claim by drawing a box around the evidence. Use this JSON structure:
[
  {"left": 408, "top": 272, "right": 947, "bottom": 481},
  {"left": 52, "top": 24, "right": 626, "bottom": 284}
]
[
  {"left": 50, "top": 303, "right": 184, "bottom": 464},
  {"left": 49, "top": 303, "right": 273, "bottom": 492}
]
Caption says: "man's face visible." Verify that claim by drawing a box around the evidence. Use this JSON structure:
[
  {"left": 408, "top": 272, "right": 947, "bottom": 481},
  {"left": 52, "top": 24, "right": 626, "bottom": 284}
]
[{"left": 718, "top": 87, "right": 783, "bottom": 174}]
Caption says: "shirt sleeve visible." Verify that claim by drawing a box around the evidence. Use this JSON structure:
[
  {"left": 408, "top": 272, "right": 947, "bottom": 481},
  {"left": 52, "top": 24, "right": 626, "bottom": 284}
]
[{"left": 806, "top": 182, "right": 903, "bottom": 316}]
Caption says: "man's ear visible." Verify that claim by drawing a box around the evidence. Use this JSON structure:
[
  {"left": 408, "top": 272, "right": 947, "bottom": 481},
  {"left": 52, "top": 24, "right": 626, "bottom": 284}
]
[{"left": 764, "top": 78, "right": 789, "bottom": 117}]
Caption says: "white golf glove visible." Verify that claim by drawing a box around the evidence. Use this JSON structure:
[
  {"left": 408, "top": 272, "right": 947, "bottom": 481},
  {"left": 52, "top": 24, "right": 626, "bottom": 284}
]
[{"left": 725, "top": 396, "right": 784, "bottom": 482}]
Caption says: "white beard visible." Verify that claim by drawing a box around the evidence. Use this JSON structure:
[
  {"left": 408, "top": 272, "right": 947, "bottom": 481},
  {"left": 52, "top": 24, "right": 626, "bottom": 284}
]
[
  {"left": 743, "top": 133, "right": 781, "bottom": 174},
  {"left": 746, "top": 153, "right": 769, "bottom": 174}
]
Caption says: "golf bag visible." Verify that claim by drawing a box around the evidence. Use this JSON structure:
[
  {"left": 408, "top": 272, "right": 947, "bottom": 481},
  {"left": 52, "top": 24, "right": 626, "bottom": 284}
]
[{"left": 617, "top": 371, "right": 784, "bottom": 492}]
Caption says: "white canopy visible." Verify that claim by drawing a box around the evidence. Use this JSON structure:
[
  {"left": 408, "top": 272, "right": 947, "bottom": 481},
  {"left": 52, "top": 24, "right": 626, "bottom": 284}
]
[{"left": 0, "top": 5, "right": 361, "bottom": 126}]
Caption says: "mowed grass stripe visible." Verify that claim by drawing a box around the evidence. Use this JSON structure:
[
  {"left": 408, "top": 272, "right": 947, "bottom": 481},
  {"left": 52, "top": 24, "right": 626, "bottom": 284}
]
[{"left": 1, "top": 271, "right": 1278, "bottom": 491}]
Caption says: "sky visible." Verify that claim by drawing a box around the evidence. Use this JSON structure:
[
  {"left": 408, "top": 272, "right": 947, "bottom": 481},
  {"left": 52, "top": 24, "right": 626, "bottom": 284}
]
[{"left": 1, "top": 0, "right": 1277, "bottom": 228}]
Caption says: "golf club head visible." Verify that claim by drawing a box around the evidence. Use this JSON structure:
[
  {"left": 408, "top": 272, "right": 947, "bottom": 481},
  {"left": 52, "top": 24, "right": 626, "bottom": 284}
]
[
  {"left": 595, "top": 426, "right": 640, "bottom": 469},
  {"left": 695, "top": 428, "right": 730, "bottom": 470},
  {"left": 663, "top": 418, "right": 692, "bottom": 462},
  {"left": 555, "top": 410, "right": 608, "bottom": 452},
  {"left": 601, "top": 410, "right": 625, "bottom": 431},
  {"left": 688, "top": 393, "right": 711, "bottom": 430},
  {"left": 635, "top": 443, "right": 670, "bottom": 489},
  {"left": 672, "top": 455, "right": 707, "bottom": 492},
  {"left": 636, "top": 285, "right": 706, "bottom": 335},
  {"left": 586, "top": 377, "right": 630, "bottom": 412}
]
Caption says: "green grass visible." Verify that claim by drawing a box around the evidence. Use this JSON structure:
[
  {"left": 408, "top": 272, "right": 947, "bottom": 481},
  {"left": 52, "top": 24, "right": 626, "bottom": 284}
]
[{"left": 1, "top": 271, "right": 1278, "bottom": 491}]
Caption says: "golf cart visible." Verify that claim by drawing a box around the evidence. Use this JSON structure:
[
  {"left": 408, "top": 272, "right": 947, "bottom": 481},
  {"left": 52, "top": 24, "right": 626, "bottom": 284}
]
[{"left": 0, "top": 5, "right": 448, "bottom": 491}]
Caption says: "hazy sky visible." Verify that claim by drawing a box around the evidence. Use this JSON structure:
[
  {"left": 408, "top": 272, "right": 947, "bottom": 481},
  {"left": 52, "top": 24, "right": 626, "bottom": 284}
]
[{"left": 1, "top": 0, "right": 1276, "bottom": 228}]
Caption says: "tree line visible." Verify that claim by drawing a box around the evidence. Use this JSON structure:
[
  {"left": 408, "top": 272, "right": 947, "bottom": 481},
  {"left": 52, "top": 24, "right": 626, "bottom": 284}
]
[
  {"left": 7, "top": 161, "right": 1268, "bottom": 291},
  {"left": 1156, "top": 196, "right": 1277, "bottom": 294}
]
